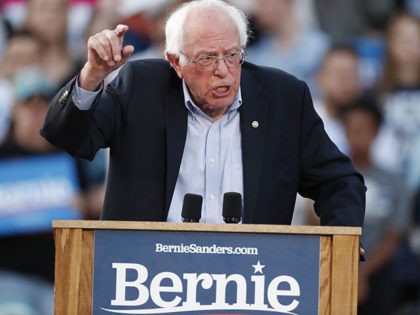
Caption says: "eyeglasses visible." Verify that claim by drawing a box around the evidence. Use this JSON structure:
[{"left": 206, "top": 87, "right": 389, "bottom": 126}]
[{"left": 180, "top": 50, "right": 247, "bottom": 70}]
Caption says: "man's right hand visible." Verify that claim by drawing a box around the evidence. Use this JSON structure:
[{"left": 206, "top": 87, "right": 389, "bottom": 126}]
[{"left": 79, "top": 24, "right": 134, "bottom": 91}]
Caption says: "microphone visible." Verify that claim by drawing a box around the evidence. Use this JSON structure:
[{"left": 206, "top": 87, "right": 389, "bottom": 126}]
[
  {"left": 181, "top": 193, "right": 203, "bottom": 222},
  {"left": 222, "top": 192, "right": 242, "bottom": 223}
]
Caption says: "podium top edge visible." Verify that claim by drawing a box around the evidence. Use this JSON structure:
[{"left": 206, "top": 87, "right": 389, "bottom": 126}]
[{"left": 52, "top": 220, "right": 361, "bottom": 235}]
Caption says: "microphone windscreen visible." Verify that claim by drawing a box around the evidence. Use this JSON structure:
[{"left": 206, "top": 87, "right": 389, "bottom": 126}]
[
  {"left": 222, "top": 192, "right": 242, "bottom": 222},
  {"left": 181, "top": 193, "right": 203, "bottom": 221}
]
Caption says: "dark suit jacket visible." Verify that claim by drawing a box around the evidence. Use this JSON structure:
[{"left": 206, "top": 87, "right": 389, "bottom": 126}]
[{"left": 41, "top": 59, "right": 365, "bottom": 226}]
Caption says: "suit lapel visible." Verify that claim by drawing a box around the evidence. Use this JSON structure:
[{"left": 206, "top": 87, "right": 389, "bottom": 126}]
[
  {"left": 164, "top": 77, "right": 188, "bottom": 213},
  {"left": 240, "top": 66, "right": 269, "bottom": 223}
]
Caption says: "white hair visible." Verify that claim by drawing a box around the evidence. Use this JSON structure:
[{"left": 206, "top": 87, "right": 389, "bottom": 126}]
[{"left": 165, "top": 0, "right": 249, "bottom": 61}]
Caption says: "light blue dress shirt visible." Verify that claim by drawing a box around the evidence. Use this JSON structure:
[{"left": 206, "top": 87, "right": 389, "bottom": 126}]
[
  {"left": 167, "top": 82, "right": 243, "bottom": 223},
  {"left": 73, "top": 79, "right": 244, "bottom": 223}
]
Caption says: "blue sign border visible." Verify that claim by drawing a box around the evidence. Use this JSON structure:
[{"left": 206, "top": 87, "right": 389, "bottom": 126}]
[{"left": 93, "top": 229, "right": 320, "bottom": 315}]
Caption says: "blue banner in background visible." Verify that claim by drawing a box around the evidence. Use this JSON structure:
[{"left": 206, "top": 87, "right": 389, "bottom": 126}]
[
  {"left": 93, "top": 229, "right": 320, "bottom": 315},
  {"left": 0, "top": 153, "right": 81, "bottom": 236}
]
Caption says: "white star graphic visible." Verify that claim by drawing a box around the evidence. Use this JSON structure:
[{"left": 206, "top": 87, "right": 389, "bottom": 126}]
[{"left": 252, "top": 261, "right": 265, "bottom": 274}]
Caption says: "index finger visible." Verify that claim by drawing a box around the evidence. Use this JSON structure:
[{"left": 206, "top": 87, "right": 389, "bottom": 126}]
[
  {"left": 114, "top": 24, "right": 129, "bottom": 39},
  {"left": 111, "top": 24, "right": 130, "bottom": 61}
]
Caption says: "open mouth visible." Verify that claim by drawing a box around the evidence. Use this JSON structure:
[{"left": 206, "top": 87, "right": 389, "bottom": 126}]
[{"left": 212, "top": 86, "right": 232, "bottom": 97}]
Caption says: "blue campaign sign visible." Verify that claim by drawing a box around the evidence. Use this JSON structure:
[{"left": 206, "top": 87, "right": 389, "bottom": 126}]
[
  {"left": 93, "top": 229, "right": 320, "bottom": 315},
  {"left": 0, "top": 153, "right": 81, "bottom": 236}
]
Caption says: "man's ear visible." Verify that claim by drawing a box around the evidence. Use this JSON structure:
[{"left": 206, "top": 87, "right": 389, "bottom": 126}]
[{"left": 166, "top": 53, "right": 183, "bottom": 79}]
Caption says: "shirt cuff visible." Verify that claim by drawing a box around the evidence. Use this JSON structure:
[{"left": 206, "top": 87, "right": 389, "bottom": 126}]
[{"left": 72, "top": 79, "right": 102, "bottom": 111}]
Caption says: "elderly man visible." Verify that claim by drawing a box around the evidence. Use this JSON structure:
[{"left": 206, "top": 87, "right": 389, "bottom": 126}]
[{"left": 41, "top": 0, "right": 365, "bottom": 226}]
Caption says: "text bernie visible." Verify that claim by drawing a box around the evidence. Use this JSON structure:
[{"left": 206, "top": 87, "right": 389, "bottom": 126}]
[{"left": 103, "top": 262, "right": 301, "bottom": 314}]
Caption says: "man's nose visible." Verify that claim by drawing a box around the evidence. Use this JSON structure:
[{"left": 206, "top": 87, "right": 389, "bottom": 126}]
[{"left": 214, "top": 58, "right": 229, "bottom": 76}]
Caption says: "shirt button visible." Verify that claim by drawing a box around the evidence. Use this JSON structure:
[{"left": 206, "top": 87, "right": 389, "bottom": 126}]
[
  {"left": 209, "top": 158, "right": 216, "bottom": 164},
  {"left": 209, "top": 194, "right": 215, "bottom": 200}
]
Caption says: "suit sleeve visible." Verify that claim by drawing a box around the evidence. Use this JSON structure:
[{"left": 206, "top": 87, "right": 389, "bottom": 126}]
[
  {"left": 40, "top": 62, "right": 136, "bottom": 160},
  {"left": 297, "top": 83, "right": 366, "bottom": 227}
]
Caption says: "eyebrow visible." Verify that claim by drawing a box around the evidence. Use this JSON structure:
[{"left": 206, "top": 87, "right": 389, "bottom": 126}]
[{"left": 194, "top": 46, "right": 241, "bottom": 56}]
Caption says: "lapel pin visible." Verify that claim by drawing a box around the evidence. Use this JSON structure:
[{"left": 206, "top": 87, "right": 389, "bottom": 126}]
[
  {"left": 59, "top": 90, "right": 69, "bottom": 105},
  {"left": 252, "top": 120, "right": 259, "bottom": 128}
]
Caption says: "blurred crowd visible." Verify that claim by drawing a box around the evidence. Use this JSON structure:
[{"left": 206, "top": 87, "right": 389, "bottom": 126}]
[{"left": 0, "top": 0, "right": 419, "bottom": 314}]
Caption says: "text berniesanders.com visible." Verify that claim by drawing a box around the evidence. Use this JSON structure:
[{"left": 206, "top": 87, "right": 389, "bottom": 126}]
[{"left": 155, "top": 243, "right": 259, "bottom": 255}]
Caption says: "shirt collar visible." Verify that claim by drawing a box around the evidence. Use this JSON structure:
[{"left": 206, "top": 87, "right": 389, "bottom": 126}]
[{"left": 182, "top": 80, "right": 242, "bottom": 120}]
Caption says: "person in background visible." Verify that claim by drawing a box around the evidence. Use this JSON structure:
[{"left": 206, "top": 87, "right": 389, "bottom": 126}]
[
  {"left": 1, "top": 68, "right": 56, "bottom": 155},
  {"left": 246, "top": 0, "right": 330, "bottom": 96},
  {"left": 341, "top": 97, "right": 412, "bottom": 315},
  {"left": 314, "top": 44, "right": 362, "bottom": 155},
  {"left": 373, "top": 12, "right": 420, "bottom": 177},
  {"left": 293, "top": 44, "right": 364, "bottom": 226},
  {"left": 0, "top": 30, "right": 43, "bottom": 144},
  {"left": 24, "top": 0, "right": 81, "bottom": 87}
]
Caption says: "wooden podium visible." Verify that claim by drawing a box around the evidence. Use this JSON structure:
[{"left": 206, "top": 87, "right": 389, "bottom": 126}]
[{"left": 53, "top": 220, "right": 361, "bottom": 315}]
